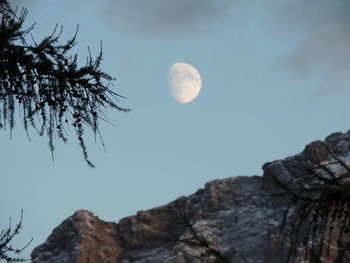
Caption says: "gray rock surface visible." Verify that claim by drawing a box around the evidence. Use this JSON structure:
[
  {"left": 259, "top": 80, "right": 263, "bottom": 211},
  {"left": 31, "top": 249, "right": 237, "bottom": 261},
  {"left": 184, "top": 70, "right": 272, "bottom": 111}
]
[{"left": 31, "top": 131, "right": 350, "bottom": 263}]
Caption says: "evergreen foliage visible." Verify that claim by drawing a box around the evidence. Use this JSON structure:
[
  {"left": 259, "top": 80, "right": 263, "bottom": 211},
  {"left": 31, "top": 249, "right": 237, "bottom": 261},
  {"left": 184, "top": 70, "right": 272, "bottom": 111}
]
[
  {"left": 0, "top": 210, "right": 32, "bottom": 263},
  {"left": 0, "top": 0, "right": 129, "bottom": 167},
  {"left": 276, "top": 142, "right": 350, "bottom": 262}
]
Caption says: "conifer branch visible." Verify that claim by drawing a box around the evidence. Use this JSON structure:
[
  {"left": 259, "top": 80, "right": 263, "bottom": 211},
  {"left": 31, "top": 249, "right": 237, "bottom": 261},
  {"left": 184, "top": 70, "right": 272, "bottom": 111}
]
[
  {"left": 0, "top": 0, "right": 129, "bottom": 167},
  {"left": 0, "top": 210, "right": 32, "bottom": 262}
]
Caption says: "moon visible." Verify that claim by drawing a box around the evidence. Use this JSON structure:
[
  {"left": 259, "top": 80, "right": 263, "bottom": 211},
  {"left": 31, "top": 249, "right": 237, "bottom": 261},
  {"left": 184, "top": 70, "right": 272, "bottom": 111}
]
[{"left": 168, "top": 62, "right": 202, "bottom": 103}]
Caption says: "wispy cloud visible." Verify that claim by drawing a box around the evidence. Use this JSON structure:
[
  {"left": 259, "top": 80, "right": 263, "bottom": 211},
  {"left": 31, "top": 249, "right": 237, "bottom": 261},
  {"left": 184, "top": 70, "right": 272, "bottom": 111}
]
[
  {"left": 274, "top": 0, "right": 350, "bottom": 94},
  {"left": 103, "top": 0, "right": 232, "bottom": 36}
]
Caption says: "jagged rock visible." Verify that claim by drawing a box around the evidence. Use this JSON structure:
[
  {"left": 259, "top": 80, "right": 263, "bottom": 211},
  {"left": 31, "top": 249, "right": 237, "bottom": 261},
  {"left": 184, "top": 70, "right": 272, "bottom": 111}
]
[
  {"left": 31, "top": 210, "right": 122, "bottom": 263},
  {"left": 31, "top": 131, "right": 350, "bottom": 263}
]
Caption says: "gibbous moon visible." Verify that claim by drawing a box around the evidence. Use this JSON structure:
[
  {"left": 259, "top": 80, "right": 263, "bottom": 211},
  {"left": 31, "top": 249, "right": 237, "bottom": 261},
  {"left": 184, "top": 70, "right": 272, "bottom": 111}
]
[{"left": 168, "top": 62, "right": 202, "bottom": 103}]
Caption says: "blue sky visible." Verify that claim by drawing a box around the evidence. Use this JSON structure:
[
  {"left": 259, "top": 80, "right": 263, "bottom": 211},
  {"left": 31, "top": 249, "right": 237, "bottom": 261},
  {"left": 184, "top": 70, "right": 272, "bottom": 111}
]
[{"left": 2, "top": 0, "right": 350, "bottom": 258}]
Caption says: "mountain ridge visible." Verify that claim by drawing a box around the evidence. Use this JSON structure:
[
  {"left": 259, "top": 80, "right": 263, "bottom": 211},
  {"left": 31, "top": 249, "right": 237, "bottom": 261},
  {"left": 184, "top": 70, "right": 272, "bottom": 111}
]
[{"left": 31, "top": 131, "right": 350, "bottom": 262}]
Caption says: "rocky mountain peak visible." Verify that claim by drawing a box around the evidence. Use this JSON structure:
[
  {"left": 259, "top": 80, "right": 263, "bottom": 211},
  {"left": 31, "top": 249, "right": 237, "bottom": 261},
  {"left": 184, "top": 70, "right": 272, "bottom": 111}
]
[{"left": 31, "top": 131, "right": 350, "bottom": 262}]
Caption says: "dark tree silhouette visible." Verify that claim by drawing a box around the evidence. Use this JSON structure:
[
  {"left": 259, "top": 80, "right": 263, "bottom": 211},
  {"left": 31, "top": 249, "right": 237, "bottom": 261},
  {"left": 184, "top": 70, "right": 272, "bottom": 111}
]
[
  {"left": 0, "top": 210, "right": 32, "bottom": 262},
  {"left": 171, "top": 200, "right": 230, "bottom": 263},
  {"left": 0, "top": 0, "right": 129, "bottom": 167},
  {"left": 274, "top": 142, "right": 350, "bottom": 263}
]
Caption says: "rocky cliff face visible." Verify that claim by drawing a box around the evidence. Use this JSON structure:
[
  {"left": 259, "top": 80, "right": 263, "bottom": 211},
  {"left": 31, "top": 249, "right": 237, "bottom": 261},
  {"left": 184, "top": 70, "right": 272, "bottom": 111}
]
[{"left": 31, "top": 131, "right": 350, "bottom": 263}]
